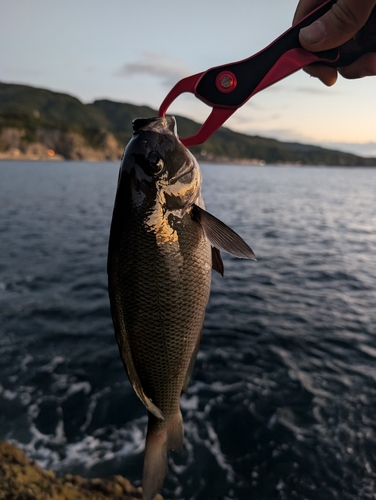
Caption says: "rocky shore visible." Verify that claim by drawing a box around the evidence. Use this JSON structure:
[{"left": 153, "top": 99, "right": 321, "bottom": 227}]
[
  {"left": 0, "top": 127, "right": 123, "bottom": 162},
  {"left": 0, "top": 441, "right": 164, "bottom": 500},
  {"left": 0, "top": 127, "right": 263, "bottom": 165}
]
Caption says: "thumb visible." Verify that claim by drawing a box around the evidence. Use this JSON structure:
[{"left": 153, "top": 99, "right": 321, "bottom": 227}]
[{"left": 299, "top": 0, "right": 376, "bottom": 51}]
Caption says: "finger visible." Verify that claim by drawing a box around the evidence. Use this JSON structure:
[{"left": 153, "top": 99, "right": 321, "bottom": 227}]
[
  {"left": 293, "top": 0, "right": 325, "bottom": 25},
  {"left": 299, "top": 0, "right": 376, "bottom": 51},
  {"left": 303, "top": 64, "right": 338, "bottom": 85},
  {"left": 338, "top": 52, "right": 376, "bottom": 78}
]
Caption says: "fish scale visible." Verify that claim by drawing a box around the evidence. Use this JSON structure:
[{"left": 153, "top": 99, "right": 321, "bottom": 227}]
[{"left": 112, "top": 208, "right": 211, "bottom": 419}]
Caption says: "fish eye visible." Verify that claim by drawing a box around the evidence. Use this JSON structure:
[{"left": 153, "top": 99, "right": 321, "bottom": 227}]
[{"left": 147, "top": 152, "right": 165, "bottom": 174}]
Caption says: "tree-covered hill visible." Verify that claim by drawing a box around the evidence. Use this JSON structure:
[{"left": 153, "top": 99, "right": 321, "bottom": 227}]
[{"left": 1, "top": 81, "right": 375, "bottom": 166}]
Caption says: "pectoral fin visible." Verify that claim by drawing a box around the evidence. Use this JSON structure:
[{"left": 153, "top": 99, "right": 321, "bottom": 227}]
[{"left": 192, "top": 204, "right": 257, "bottom": 261}]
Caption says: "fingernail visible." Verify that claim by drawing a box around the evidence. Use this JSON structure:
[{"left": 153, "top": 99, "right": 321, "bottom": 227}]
[{"left": 300, "top": 21, "right": 325, "bottom": 44}]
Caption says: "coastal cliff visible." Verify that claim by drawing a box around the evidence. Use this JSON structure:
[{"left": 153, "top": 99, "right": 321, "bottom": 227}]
[
  {"left": 0, "top": 441, "right": 164, "bottom": 500},
  {"left": 0, "top": 127, "right": 122, "bottom": 161}
]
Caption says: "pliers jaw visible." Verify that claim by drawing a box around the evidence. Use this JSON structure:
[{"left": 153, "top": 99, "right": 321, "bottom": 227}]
[
  {"left": 159, "top": 74, "right": 237, "bottom": 147},
  {"left": 158, "top": 48, "right": 338, "bottom": 147}
]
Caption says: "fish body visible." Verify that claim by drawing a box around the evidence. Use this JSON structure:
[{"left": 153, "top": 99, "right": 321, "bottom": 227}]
[{"left": 107, "top": 116, "right": 255, "bottom": 499}]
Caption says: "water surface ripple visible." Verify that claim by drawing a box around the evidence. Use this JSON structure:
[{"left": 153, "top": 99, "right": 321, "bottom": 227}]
[{"left": 1, "top": 161, "right": 376, "bottom": 500}]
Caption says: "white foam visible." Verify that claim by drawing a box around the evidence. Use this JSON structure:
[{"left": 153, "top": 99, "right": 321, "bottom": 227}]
[
  {"left": 180, "top": 395, "right": 199, "bottom": 411},
  {"left": 40, "top": 356, "right": 66, "bottom": 373},
  {"left": 80, "top": 387, "right": 111, "bottom": 432},
  {"left": 14, "top": 413, "right": 148, "bottom": 474},
  {"left": 204, "top": 421, "right": 235, "bottom": 482},
  {"left": 2, "top": 388, "right": 18, "bottom": 400},
  {"left": 20, "top": 354, "right": 33, "bottom": 372},
  {"left": 66, "top": 382, "right": 91, "bottom": 396}
]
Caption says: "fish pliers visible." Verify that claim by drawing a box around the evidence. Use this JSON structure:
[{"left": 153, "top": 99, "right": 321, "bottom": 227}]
[{"left": 159, "top": 0, "right": 375, "bottom": 147}]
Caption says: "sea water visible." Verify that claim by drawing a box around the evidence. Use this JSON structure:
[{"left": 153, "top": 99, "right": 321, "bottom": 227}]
[{"left": 1, "top": 161, "right": 376, "bottom": 500}]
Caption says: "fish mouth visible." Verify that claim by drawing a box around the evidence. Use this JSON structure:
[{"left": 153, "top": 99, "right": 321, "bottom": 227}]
[{"left": 133, "top": 116, "right": 177, "bottom": 136}]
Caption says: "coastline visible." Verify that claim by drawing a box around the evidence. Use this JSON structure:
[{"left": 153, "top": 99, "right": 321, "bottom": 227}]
[
  {"left": 0, "top": 127, "right": 123, "bottom": 162},
  {"left": 1, "top": 82, "right": 376, "bottom": 167},
  {"left": 0, "top": 147, "right": 265, "bottom": 165},
  {"left": 0, "top": 142, "right": 374, "bottom": 168}
]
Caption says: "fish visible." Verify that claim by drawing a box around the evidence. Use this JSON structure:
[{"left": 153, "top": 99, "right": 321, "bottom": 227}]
[{"left": 107, "top": 116, "right": 256, "bottom": 500}]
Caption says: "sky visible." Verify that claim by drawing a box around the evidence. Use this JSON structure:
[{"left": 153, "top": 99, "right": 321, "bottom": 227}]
[{"left": 1, "top": 0, "right": 376, "bottom": 157}]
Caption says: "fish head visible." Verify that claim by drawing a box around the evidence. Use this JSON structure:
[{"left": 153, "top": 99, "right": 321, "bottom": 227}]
[{"left": 119, "top": 116, "right": 202, "bottom": 211}]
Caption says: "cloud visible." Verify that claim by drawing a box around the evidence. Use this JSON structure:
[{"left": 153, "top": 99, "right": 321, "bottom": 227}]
[{"left": 116, "top": 51, "right": 191, "bottom": 87}]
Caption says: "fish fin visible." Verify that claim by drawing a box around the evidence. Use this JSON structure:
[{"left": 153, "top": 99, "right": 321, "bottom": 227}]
[
  {"left": 211, "top": 246, "right": 224, "bottom": 276},
  {"left": 109, "top": 304, "right": 165, "bottom": 420},
  {"left": 142, "top": 413, "right": 168, "bottom": 500},
  {"left": 182, "top": 330, "right": 203, "bottom": 393},
  {"left": 192, "top": 204, "right": 257, "bottom": 260},
  {"left": 128, "top": 371, "right": 165, "bottom": 421},
  {"left": 167, "top": 410, "right": 184, "bottom": 452},
  {"left": 142, "top": 411, "right": 184, "bottom": 500}
]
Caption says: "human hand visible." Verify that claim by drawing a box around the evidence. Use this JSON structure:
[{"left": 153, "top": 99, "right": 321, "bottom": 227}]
[{"left": 293, "top": 0, "right": 376, "bottom": 85}]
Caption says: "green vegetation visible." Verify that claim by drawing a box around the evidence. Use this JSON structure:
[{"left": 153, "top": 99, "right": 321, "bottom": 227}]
[{"left": 1, "top": 81, "right": 375, "bottom": 165}]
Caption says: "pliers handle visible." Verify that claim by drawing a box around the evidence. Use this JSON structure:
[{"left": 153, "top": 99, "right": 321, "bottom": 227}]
[{"left": 159, "top": 0, "right": 373, "bottom": 147}]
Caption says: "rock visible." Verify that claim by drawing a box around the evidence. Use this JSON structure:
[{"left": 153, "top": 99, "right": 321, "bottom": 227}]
[
  {"left": 0, "top": 441, "right": 164, "bottom": 500},
  {"left": 0, "top": 127, "right": 123, "bottom": 161}
]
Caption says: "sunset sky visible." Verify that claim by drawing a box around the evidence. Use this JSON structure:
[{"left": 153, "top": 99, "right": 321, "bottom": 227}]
[{"left": 1, "top": 0, "right": 375, "bottom": 157}]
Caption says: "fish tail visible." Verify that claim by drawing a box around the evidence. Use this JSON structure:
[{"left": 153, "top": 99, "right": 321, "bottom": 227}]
[
  {"left": 167, "top": 409, "right": 184, "bottom": 452},
  {"left": 142, "top": 413, "right": 168, "bottom": 500},
  {"left": 142, "top": 410, "right": 184, "bottom": 500}
]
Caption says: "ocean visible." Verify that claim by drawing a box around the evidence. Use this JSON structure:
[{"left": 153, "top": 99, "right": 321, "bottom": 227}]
[{"left": 1, "top": 160, "right": 376, "bottom": 500}]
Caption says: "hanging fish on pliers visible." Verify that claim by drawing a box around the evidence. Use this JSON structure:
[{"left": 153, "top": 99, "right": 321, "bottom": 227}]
[{"left": 108, "top": 2, "right": 376, "bottom": 499}]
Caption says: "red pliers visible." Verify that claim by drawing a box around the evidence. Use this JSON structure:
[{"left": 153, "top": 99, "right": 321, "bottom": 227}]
[{"left": 159, "top": 0, "right": 373, "bottom": 147}]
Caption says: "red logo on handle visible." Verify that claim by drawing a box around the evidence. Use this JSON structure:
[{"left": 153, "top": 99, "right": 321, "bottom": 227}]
[{"left": 215, "top": 71, "right": 237, "bottom": 93}]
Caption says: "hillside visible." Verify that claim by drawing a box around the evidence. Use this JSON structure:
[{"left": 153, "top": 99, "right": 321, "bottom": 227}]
[{"left": 1, "top": 81, "right": 375, "bottom": 165}]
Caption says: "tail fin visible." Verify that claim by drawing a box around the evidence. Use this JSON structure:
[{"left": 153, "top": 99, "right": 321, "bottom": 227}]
[
  {"left": 167, "top": 409, "right": 184, "bottom": 452},
  {"left": 142, "top": 413, "right": 167, "bottom": 500},
  {"left": 142, "top": 411, "right": 184, "bottom": 500}
]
